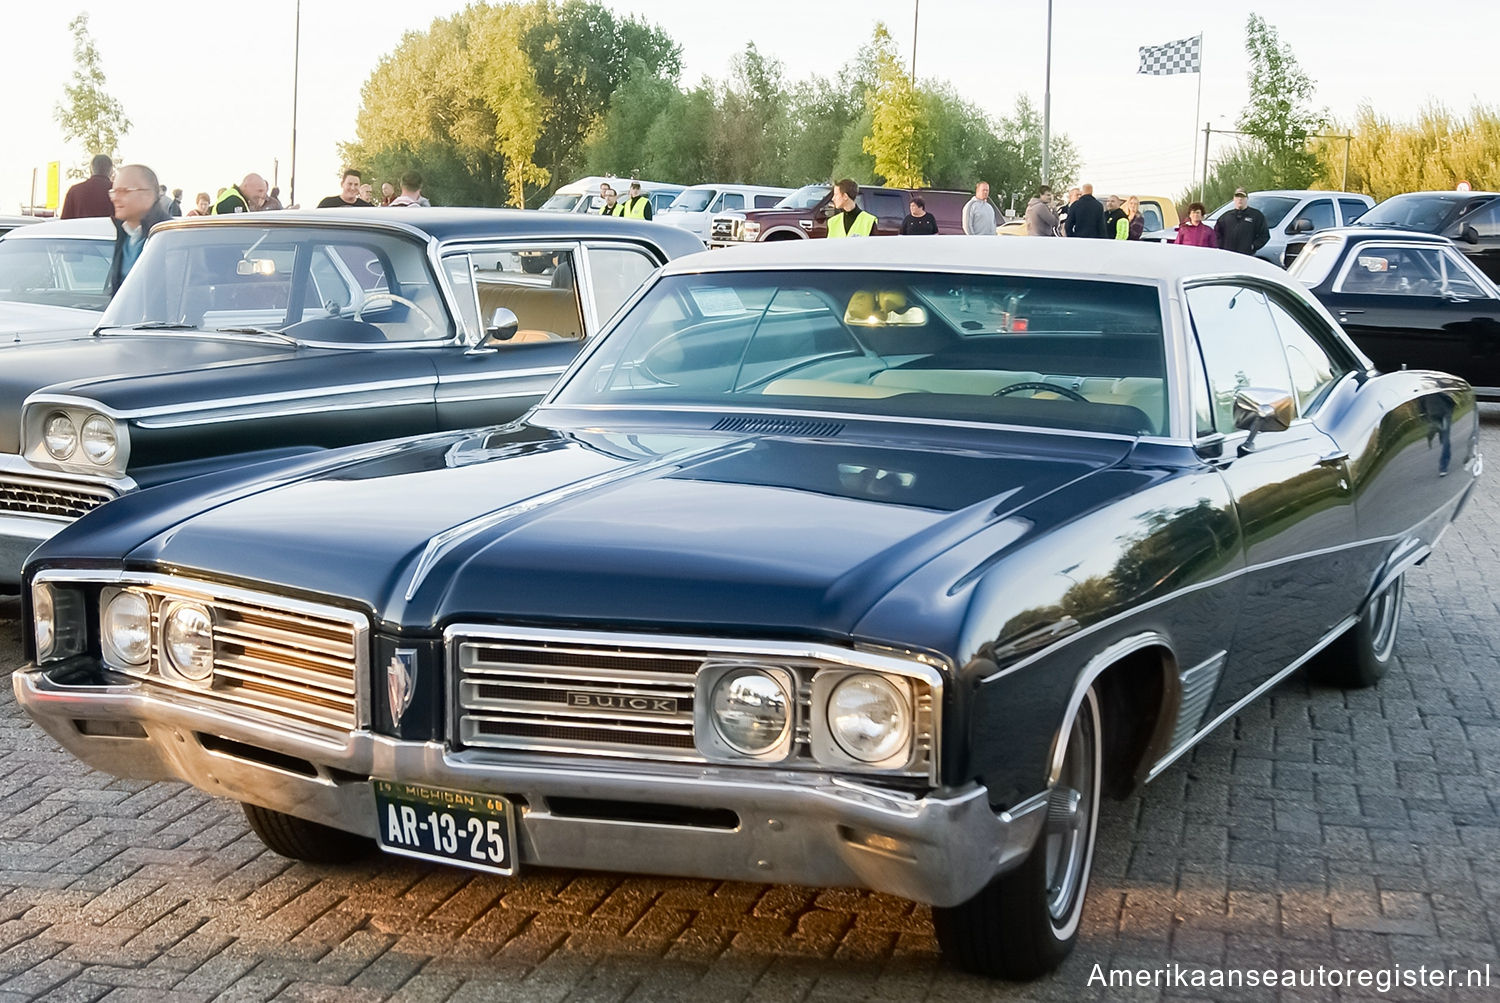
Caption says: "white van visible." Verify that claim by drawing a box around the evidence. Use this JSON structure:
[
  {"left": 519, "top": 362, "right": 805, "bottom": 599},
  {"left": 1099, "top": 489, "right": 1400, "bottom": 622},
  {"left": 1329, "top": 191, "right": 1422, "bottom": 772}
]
[
  {"left": 656, "top": 184, "right": 794, "bottom": 242},
  {"left": 539, "top": 176, "right": 686, "bottom": 216}
]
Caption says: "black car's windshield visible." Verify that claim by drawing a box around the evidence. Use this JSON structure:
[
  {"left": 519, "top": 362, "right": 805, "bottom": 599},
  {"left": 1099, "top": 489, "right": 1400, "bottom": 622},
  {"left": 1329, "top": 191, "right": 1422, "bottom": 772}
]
[
  {"left": 100, "top": 225, "right": 454, "bottom": 342},
  {"left": 778, "top": 185, "right": 832, "bottom": 210},
  {"left": 0, "top": 237, "right": 113, "bottom": 311},
  {"left": 1355, "top": 193, "right": 1469, "bottom": 231},
  {"left": 553, "top": 270, "right": 1168, "bottom": 436}
]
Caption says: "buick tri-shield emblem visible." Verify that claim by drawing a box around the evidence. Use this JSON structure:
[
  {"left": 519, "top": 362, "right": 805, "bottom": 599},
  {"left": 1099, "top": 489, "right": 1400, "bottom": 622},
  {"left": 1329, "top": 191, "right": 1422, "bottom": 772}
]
[{"left": 387, "top": 649, "right": 419, "bottom": 726}]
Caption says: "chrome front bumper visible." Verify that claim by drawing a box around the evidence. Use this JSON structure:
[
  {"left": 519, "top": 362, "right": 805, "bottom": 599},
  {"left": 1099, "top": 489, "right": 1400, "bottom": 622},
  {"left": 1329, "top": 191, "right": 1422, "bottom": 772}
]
[{"left": 15, "top": 665, "right": 1045, "bottom": 907}]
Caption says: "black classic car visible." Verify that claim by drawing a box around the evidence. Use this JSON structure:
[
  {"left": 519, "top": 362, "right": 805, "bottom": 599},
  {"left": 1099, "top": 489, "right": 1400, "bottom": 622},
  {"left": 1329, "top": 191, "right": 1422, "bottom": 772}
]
[
  {"left": 1289, "top": 227, "right": 1500, "bottom": 400},
  {"left": 0, "top": 208, "right": 703, "bottom": 588},
  {"left": 16, "top": 239, "right": 1477, "bottom": 978},
  {"left": 1284, "top": 190, "right": 1500, "bottom": 280}
]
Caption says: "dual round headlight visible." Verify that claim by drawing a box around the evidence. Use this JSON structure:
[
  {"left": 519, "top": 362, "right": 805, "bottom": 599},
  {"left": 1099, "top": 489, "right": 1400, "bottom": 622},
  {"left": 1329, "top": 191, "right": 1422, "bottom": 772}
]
[
  {"left": 101, "top": 592, "right": 213, "bottom": 682},
  {"left": 710, "top": 669, "right": 792, "bottom": 756},
  {"left": 827, "top": 674, "right": 911, "bottom": 764},
  {"left": 43, "top": 410, "right": 116, "bottom": 464}
]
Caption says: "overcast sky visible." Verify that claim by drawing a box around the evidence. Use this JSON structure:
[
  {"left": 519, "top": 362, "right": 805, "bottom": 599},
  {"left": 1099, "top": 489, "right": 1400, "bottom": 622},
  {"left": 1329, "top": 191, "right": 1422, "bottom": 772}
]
[{"left": 3, "top": 0, "right": 1493, "bottom": 213}]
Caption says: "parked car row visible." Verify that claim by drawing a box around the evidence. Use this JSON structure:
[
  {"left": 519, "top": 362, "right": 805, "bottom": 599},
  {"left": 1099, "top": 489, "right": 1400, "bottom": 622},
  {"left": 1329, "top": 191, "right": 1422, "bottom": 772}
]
[
  {"left": 0, "top": 197, "right": 1485, "bottom": 980},
  {"left": 1142, "top": 189, "right": 1375, "bottom": 264}
]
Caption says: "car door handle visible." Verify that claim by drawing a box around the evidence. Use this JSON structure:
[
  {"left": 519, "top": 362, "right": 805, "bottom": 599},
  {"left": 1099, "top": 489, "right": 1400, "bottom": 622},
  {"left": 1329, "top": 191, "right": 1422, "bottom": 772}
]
[
  {"left": 1337, "top": 309, "right": 1364, "bottom": 317},
  {"left": 1317, "top": 450, "right": 1350, "bottom": 466}
]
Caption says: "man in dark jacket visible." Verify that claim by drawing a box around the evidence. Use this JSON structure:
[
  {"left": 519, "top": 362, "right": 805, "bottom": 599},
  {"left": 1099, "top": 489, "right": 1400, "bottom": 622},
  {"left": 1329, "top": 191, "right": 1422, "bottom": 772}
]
[
  {"left": 61, "top": 154, "right": 114, "bottom": 219},
  {"left": 1065, "top": 183, "right": 1106, "bottom": 238},
  {"left": 1214, "top": 188, "right": 1270, "bottom": 255},
  {"left": 105, "top": 164, "right": 171, "bottom": 297}
]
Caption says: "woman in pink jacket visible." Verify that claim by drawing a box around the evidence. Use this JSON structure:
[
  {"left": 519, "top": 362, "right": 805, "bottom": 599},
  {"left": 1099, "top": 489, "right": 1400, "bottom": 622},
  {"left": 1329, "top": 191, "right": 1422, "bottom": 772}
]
[{"left": 1175, "top": 202, "right": 1217, "bottom": 248}]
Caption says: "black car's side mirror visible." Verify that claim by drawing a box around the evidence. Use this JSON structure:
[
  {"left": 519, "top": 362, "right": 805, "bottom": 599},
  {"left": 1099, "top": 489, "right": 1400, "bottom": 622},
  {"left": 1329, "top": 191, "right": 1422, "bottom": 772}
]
[
  {"left": 485, "top": 307, "right": 519, "bottom": 342},
  {"left": 1233, "top": 387, "right": 1295, "bottom": 455}
]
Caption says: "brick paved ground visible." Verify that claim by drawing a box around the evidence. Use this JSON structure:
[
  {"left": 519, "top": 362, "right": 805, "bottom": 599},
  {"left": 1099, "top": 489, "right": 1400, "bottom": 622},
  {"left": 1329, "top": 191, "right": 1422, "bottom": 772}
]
[{"left": 0, "top": 409, "right": 1495, "bottom": 1001}]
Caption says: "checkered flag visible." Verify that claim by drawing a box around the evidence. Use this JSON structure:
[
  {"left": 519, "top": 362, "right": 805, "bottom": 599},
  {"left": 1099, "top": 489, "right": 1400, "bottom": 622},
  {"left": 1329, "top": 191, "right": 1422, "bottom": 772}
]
[{"left": 1138, "top": 35, "right": 1201, "bottom": 75}]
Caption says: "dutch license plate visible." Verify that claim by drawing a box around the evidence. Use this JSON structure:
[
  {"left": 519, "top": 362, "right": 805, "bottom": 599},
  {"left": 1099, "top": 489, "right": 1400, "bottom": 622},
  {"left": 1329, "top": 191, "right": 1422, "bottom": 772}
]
[{"left": 373, "top": 780, "right": 517, "bottom": 875}]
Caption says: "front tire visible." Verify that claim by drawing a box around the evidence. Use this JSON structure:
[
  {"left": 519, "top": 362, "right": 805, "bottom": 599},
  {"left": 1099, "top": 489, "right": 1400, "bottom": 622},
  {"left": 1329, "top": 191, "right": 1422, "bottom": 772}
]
[
  {"left": 241, "top": 803, "right": 374, "bottom": 863},
  {"left": 932, "top": 687, "right": 1102, "bottom": 979},
  {"left": 1311, "top": 573, "right": 1405, "bottom": 688}
]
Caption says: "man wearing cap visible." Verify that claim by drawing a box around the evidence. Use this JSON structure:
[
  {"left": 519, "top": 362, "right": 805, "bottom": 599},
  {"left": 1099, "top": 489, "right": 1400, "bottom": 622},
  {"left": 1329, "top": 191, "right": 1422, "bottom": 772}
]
[{"left": 1214, "top": 188, "right": 1270, "bottom": 255}]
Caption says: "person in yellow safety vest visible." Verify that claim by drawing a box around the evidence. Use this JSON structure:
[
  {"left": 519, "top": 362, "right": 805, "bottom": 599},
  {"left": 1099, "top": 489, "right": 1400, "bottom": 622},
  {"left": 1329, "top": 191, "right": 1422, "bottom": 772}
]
[
  {"left": 599, "top": 187, "right": 622, "bottom": 215},
  {"left": 826, "top": 178, "right": 876, "bottom": 237},
  {"left": 623, "top": 181, "right": 653, "bottom": 220},
  {"left": 212, "top": 173, "right": 268, "bottom": 214}
]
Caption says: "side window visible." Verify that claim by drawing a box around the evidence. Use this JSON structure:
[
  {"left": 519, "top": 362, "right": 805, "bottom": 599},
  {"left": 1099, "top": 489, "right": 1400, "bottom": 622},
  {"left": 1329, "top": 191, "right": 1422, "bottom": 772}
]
[
  {"left": 585, "top": 245, "right": 660, "bottom": 327},
  {"left": 754, "top": 194, "right": 783, "bottom": 208},
  {"left": 1140, "top": 202, "right": 1164, "bottom": 232},
  {"left": 1266, "top": 295, "right": 1349, "bottom": 414},
  {"left": 441, "top": 253, "right": 481, "bottom": 338},
  {"left": 469, "top": 246, "right": 584, "bottom": 346},
  {"left": 707, "top": 194, "right": 723, "bottom": 213},
  {"left": 1335, "top": 244, "right": 1481, "bottom": 297},
  {"left": 1290, "top": 199, "right": 1334, "bottom": 233},
  {"left": 721, "top": 192, "right": 745, "bottom": 211},
  {"left": 863, "top": 191, "right": 906, "bottom": 222},
  {"left": 1186, "top": 285, "right": 1295, "bottom": 433},
  {"left": 1338, "top": 199, "right": 1369, "bottom": 225},
  {"left": 1459, "top": 200, "right": 1500, "bottom": 245}
]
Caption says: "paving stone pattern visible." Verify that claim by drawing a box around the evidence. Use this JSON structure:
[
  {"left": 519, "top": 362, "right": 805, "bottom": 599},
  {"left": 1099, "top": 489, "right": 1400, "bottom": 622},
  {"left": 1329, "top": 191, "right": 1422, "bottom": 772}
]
[{"left": 0, "top": 410, "right": 1496, "bottom": 1001}]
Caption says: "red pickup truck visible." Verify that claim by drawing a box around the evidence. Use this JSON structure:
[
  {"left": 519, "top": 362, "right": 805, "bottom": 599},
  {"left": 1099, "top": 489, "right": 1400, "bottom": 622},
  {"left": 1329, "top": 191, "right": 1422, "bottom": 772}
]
[{"left": 708, "top": 184, "right": 972, "bottom": 246}]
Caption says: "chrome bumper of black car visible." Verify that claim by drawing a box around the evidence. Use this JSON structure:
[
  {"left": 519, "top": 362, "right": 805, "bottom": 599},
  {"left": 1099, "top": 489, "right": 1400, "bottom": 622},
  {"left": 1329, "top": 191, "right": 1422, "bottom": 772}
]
[{"left": 14, "top": 665, "right": 1045, "bottom": 907}]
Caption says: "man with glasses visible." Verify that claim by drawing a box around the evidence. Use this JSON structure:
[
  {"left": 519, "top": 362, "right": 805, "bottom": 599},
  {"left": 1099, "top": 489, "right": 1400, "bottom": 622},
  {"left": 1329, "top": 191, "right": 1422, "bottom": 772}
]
[{"left": 106, "top": 164, "right": 171, "bottom": 297}]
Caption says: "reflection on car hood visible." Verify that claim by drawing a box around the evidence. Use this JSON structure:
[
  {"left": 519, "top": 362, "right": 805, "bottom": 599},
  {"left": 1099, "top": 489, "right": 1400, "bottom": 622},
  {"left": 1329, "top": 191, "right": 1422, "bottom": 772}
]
[
  {"left": 105, "top": 422, "right": 1128, "bottom": 634},
  {"left": 0, "top": 302, "right": 100, "bottom": 348}
]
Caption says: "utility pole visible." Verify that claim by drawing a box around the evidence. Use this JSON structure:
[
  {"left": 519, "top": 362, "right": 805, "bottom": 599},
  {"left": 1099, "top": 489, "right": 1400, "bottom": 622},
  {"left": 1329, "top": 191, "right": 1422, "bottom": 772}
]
[{"left": 911, "top": 0, "right": 919, "bottom": 85}]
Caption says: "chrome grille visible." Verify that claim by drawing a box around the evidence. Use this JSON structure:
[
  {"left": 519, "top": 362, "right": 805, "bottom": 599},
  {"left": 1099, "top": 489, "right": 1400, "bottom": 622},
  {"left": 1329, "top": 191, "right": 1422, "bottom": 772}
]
[
  {"left": 458, "top": 640, "right": 702, "bottom": 760},
  {"left": 710, "top": 218, "right": 736, "bottom": 242},
  {"left": 0, "top": 475, "right": 114, "bottom": 519},
  {"left": 117, "top": 581, "right": 365, "bottom": 734}
]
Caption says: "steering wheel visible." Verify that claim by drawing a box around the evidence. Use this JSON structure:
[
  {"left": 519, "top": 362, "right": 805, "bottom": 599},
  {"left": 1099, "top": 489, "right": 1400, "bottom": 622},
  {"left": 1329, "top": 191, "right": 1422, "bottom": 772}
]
[
  {"left": 353, "top": 293, "right": 439, "bottom": 338},
  {"left": 992, "top": 380, "right": 1088, "bottom": 401}
]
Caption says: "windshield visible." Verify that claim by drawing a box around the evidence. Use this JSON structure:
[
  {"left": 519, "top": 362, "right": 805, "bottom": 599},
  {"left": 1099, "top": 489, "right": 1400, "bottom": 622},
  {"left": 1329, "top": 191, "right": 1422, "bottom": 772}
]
[
  {"left": 552, "top": 270, "right": 1168, "bottom": 436},
  {"left": 1355, "top": 194, "right": 1467, "bottom": 231},
  {"left": 541, "top": 193, "right": 583, "bottom": 212},
  {"left": 101, "top": 225, "right": 454, "bottom": 342},
  {"left": 1208, "top": 195, "right": 1299, "bottom": 227},
  {"left": 778, "top": 185, "right": 831, "bottom": 210},
  {"left": 669, "top": 190, "right": 716, "bottom": 213},
  {"left": 0, "top": 237, "right": 113, "bottom": 310}
]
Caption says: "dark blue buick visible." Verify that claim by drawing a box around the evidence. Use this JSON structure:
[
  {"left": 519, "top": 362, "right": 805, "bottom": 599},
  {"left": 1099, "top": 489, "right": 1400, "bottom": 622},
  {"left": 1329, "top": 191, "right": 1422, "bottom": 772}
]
[{"left": 16, "top": 238, "right": 1478, "bottom": 977}]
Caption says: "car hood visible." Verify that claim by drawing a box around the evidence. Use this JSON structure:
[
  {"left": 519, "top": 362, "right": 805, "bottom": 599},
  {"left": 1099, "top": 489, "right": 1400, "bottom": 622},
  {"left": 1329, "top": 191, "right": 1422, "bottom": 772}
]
[
  {"left": 0, "top": 302, "right": 100, "bottom": 348},
  {"left": 0, "top": 334, "right": 320, "bottom": 453},
  {"left": 109, "top": 422, "right": 1128, "bottom": 635}
]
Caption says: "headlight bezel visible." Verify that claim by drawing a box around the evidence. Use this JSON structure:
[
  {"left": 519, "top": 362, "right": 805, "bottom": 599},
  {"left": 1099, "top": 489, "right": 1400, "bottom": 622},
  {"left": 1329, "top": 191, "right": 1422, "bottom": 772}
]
[
  {"left": 694, "top": 662, "right": 797, "bottom": 763},
  {"left": 23, "top": 402, "right": 130, "bottom": 475},
  {"left": 161, "top": 601, "right": 215, "bottom": 683},
  {"left": 809, "top": 670, "right": 917, "bottom": 771}
]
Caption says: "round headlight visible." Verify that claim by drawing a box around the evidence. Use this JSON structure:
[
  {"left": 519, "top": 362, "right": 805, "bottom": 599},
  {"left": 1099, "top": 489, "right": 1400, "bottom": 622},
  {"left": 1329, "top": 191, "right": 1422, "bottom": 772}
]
[
  {"left": 163, "top": 604, "right": 214, "bottom": 681},
  {"left": 102, "top": 590, "right": 151, "bottom": 666},
  {"left": 43, "top": 412, "right": 78, "bottom": 460},
  {"left": 33, "top": 584, "right": 55, "bottom": 658},
  {"left": 710, "top": 669, "right": 791, "bottom": 756},
  {"left": 80, "top": 414, "right": 117, "bottom": 464},
  {"left": 827, "top": 674, "right": 911, "bottom": 764}
]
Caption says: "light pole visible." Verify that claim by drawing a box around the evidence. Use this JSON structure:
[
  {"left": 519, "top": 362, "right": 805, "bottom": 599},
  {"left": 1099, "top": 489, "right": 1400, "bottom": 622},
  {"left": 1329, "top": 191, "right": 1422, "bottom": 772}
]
[
  {"left": 1041, "top": 0, "right": 1053, "bottom": 185},
  {"left": 911, "top": 0, "right": 919, "bottom": 85},
  {"left": 289, "top": 0, "right": 301, "bottom": 208}
]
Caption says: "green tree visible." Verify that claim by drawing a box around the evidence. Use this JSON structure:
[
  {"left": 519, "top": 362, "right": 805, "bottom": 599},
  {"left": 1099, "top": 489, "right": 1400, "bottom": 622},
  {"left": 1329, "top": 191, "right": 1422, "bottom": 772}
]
[
  {"left": 580, "top": 58, "right": 681, "bottom": 177},
  {"left": 54, "top": 13, "right": 130, "bottom": 177},
  {"left": 862, "top": 24, "right": 929, "bottom": 188},
  {"left": 1238, "top": 13, "right": 1325, "bottom": 189},
  {"left": 713, "top": 44, "right": 791, "bottom": 184}
]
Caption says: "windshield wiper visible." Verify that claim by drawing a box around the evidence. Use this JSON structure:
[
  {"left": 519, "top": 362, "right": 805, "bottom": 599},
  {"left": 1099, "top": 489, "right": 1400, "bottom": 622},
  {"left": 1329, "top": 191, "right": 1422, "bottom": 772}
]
[
  {"left": 212, "top": 326, "right": 298, "bottom": 344},
  {"left": 100, "top": 321, "right": 198, "bottom": 333}
]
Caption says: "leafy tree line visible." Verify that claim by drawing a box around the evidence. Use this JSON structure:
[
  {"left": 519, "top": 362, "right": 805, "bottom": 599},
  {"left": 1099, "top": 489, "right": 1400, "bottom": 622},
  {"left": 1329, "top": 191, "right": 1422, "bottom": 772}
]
[
  {"left": 1187, "top": 14, "right": 1494, "bottom": 212},
  {"left": 343, "top": 1, "right": 1078, "bottom": 208}
]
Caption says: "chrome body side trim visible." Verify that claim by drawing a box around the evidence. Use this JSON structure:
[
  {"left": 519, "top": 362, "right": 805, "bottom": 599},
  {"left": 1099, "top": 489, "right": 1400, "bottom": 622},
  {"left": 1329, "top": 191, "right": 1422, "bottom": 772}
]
[
  {"left": 1146, "top": 614, "right": 1358, "bottom": 781},
  {"left": 1045, "top": 632, "right": 1173, "bottom": 786}
]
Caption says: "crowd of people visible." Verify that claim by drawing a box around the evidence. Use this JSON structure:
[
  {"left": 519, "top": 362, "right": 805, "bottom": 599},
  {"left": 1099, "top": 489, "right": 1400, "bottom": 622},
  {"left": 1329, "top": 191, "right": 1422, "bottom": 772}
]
[{"left": 57, "top": 156, "right": 437, "bottom": 295}]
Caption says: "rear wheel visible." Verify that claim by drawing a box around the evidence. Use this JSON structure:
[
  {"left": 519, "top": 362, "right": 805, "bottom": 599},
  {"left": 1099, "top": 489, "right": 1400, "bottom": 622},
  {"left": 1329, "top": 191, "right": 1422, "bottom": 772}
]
[
  {"left": 241, "top": 803, "right": 374, "bottom": 863},
  {"left": 932, "top": 687, "right": 1102, "bottom": 979},
  {"left": 1310, "top": 573, "right": 1405, "bottom": 688}
]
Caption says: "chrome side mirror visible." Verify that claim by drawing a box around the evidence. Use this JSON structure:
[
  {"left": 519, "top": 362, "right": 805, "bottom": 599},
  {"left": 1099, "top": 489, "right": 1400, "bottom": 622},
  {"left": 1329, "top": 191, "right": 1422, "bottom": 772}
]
[
  {"left": 1233, "top": 387, "right": 1295, "bottom": 454},
  {"left": 485, "top": 307, "right": 519, "bottom": 342}
]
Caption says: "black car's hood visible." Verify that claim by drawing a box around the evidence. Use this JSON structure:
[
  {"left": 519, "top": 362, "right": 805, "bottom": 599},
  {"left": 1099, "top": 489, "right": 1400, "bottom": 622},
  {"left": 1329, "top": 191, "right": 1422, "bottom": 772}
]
[
  {"left": 106, "top": 422, "right": 1129, "bottom": 635},
  {"left": 0, "top": 333, "right": 297, "bottom": 453}
]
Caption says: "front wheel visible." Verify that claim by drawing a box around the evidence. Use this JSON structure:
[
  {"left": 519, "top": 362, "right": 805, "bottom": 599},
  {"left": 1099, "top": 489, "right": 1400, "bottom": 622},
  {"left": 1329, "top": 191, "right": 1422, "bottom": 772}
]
[
  {"left": 241, "top": 803, "right": 374, "bottom": 864},
  {"left": 1310, "top": 573, "right": 1405, "bottom": 688},
  {"left": 932, "top": 687, "right": 1102, "bottom": 979}
]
